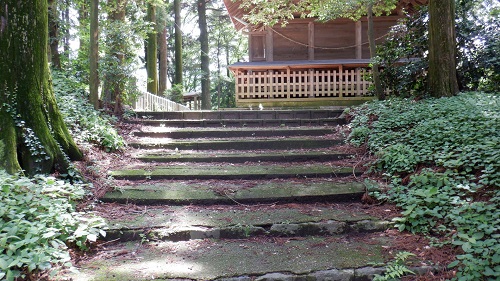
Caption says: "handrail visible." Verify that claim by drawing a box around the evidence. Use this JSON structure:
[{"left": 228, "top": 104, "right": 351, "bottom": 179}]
[{"left": 133, "top": 91, "right": 190, "bottom": 112}]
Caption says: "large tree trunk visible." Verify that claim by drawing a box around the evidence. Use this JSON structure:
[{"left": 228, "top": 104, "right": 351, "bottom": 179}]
[
  {"left": 367, "top": 3, "right": 385, "bottom": 100},
  {"left": 428, "top": 0, "right": 459, "bottom": 97},
  {"left": 197, "top": 0, "right": 211, "bottom": 109},
  {"left": 89, "top": 0, "right": 99, "bottom": 109},
  {"left": 103, "top": 0, "right": 127, "bottom": 115},
  {"left": 146, "top": 3, "right": 158, "bottom": 95},
  {"left": 48, "top": 0, "right": 62, "bottom": 69},
  {"left": 174, "top": 0, "right": 183, "bottom": 86},
  {"left": 0, "top": 0, "right": 82, "bottom": 175}
]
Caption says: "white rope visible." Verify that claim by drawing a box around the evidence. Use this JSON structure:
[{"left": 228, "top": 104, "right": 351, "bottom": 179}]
[{"left": 269, "top": 26, "right": 389, "bottom": 50}]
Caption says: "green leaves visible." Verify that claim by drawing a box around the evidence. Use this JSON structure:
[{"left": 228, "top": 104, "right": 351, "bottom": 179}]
[
  {"left": 0, "top": 171, "right": 107, "bottom": 279},
  {"left": 348, "top": 92, "right": 500, "bottom": 280},
  {"left": 52, "top": 70, "right": 125, "bottom": 152}
]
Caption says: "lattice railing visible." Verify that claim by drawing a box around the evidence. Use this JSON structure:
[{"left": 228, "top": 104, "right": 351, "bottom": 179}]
[
  {"left": 235, "top": 67, "right": 374, "bottom": 103},
  {"left": 133, "top": 91, "right": 190, "bottom": 112}
]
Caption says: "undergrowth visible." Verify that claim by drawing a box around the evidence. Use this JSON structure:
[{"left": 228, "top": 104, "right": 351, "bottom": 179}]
[
  {"left": 347, "top": 92, "right": 500, "bottom": 280},
  {"left": 52, "top": 70, "right": 125, "bottom": 152},
  {"left": 0, "top": 172, "right": 106, "bottom": 281}
]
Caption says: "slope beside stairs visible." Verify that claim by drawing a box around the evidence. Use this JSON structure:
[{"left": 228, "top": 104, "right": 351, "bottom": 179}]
[{"left": 71, "top": 109, "right": 433, "bottom": 281}]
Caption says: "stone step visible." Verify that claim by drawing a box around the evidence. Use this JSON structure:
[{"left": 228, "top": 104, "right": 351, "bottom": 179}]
[
  {"left": 133, "top": 109, "right": 344, "bottom": 120},
  {"left": 134, "top": 151, "right": 351, "bottom": 163},
  {"left": 68, "top": 234, "right": 398, "bottom": 281},
  {"left": 129, "top": 138, "right": 343, "bottom": 150},
  {"left": 102, "top": 203, "right": 391, "bottom": 242},
  {"left": 126, "top": 118, "right": 345, "bottom": 128},
  {"left": 134, "top": 127, "right": 336, "bottom": 139},
  {"left": 102, "top": 180, "right": 364, "bottom": 205},
  {"left": 109, "top": 164, "right": 362, "bottom": 181}
]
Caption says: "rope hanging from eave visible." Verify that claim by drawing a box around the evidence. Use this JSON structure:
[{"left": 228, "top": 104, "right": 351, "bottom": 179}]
[{"left": 268, "top": 26, "right": 390, "bottom": 50}]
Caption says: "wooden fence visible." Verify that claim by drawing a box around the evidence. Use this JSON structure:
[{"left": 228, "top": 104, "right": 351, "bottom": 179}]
[
  {"left": 133, "top": 91, "right": 190, "bottom": 112},
  {"left": 234, "top": 67, "right": 374, "bottom": 105}
]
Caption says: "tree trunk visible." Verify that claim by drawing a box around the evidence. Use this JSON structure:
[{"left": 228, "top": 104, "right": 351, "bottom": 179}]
[
  {"left": 63, "top": 0, "right": 70, "bottom": 54},
  {"left": 367, "top": 3, "right": 385, "bottom": 100},
  {"left": 103, "top": 0, "right": 127, "bottom": 115},
  {"left": 89, "top": 0, "right": 100, "bottom": 109},
  {"left": 158, "top": 26, "right": 168, "bottom": 96},
  {"left": 428, "top": 0, "right": 459, "bottom": 97},
  {"left": 174, "top": 0, "right": 183, "bottom": 86},
  {"left": 197, "top": 0, "right": 211, "bottom": 109},
  {"left": 146, "top": 3, "right": 158, "bottom": 95},
  {"left": 0, "top": 0, "right": 82, "bottom": 175},
  {"left": 48, "top": 0, "right": 62, "bottom": 69}
]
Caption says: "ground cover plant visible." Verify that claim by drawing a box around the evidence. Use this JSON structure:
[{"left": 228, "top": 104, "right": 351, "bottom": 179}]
[
  {"left": 346, "top": 92, "right": 500, "bottom": 280},
  {"left": 52, "top": 70, "right": 125, "bottom": 152},
  {"left": 0, "top": 172, "right": 106, "bottom": 280}
]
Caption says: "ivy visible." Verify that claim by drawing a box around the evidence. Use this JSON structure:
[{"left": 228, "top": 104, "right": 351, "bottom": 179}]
[{"left": 347, "top": 92, "right": 500, "bottom": 280}]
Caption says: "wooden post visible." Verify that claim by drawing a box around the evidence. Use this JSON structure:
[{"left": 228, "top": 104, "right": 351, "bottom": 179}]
[
  {"left": 266, "top": 28, "right": 274, "bottom": 62},
  {"left": 308, "top": 22, "right": 315, "bottom": 60},
  {"left": 355, "top": 21, "right": 362, "bottom": 59}
]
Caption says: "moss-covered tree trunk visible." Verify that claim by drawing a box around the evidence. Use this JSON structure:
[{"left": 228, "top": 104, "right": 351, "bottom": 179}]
[
  {"left": 158, "top": 6, "right": 168, "bottom": 96},
  {"left": 174, "top": 0, "right": 183, "bottom": 86},
  {"left": 0, "top": 0, "right": 82, "bottom": 175},
  {"left": 428, "top": 0, "right": 459, "bottom": 97},
  {"left": 146, "top": 3, "right": 158, "bottom": 95}
]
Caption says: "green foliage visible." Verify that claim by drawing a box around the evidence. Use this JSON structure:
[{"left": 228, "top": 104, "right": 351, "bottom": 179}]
[
  {"left": 167, "top": 83, "right": 185, "bottom": 104},
  {"left": 377, "top": 1, "right": 500, "bottom": 97},
  {"left": 52, "top": 70, "right": 125, "bottom": 152},
  {"left": 373, "top": 251, "right": 416, "bottom": 281},
  {"left": 348, "top": 92, "right": 500, "bottom": 280},
  {"left": 0, "top": 171, "right": 106, "bottom": 281}
]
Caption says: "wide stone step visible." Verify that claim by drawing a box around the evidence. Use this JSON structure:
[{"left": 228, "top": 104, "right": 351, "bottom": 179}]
[
  {"left": 68, "top": 234, "right": 395, "bottom": 281},
  {"left": 130, "top": 138, "right": 343, "bottom": 150},
  {"left": 109, "top": 164, "right": 362, "bottom": 181},
  {"left": 134, "top": 127, "right": 336, "bottom": 139},
  {"left": 134, "top": 151, "right": 351, "bottom": 163},
  {"left": 126, "top": 118, "right": 345, "bottom": 128},
  {"left": 102, "top": 180, "right": 364, "bottom": 205},
  {"left": 133, "top": 109, "right": 344, "bottom": 120},
  {"left": 101, "top": 203, "right": 391, "bottom": 242}
]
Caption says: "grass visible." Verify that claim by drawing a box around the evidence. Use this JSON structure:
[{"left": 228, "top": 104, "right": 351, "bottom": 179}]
[{"left": 347, "top": 92, "right": 499, "bottom": 280}]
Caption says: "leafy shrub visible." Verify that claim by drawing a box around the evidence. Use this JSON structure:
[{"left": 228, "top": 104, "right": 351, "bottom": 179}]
[
  {"left": 52, "top": 70, "right": 125, "bottom": 152},
  {"left": 0, "top": 171, "right": 106, "bottom": 280},
  {"left": 347, "top": 92, "right": 500, "bottom": 280}
]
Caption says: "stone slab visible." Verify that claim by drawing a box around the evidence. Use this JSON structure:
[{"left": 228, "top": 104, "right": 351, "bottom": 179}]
[
  {"left": 67, "top": 235, "right": 392, "bottom": 281},
  {"left": 102, "top": 181, "right": 365, "bottom": 205},
  {"left": 109, "top": 165, "right": 361, "bottom": 181},
  {"left": 134, "top": 151, "right": 351, "bottom": 163},
  {"left": 129, "top": 138, "right": 343, "bottom": 150}
]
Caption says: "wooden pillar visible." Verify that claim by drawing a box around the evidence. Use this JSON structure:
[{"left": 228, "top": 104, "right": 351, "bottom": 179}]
[
  {"left": 308, "top": 22, "right": 315, "bottom": 60},
  {"left": 355, "top": 21, "right": 362, "bottom": 59},
  {"left": 266, "top": 28, "right": 274, "bottom": 62}
]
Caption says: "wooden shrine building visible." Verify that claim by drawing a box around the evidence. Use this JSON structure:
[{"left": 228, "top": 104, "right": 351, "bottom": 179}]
[{"left": 223, "top": 0, "right": 426, "bottom": 107}]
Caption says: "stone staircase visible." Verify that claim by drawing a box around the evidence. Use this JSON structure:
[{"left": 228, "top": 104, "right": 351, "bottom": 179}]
[{"left": 71, "top": 109, "right": 421, "bottom": 281}]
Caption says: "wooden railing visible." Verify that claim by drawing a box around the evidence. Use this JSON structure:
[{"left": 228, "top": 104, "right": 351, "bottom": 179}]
[
  {"left": 234, "top": 66, "right": 375, "bottom": 105},
  {"left": 133, "top": 91, "right": 190, "bottom": 112}
]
